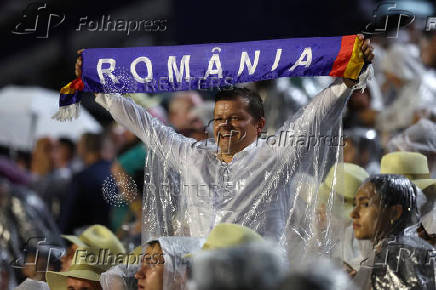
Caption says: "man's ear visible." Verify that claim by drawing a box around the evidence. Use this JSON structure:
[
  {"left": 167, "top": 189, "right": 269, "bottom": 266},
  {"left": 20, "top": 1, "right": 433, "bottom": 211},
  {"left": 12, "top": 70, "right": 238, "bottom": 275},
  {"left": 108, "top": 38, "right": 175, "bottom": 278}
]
[
  {"left": 390, "top": 204, "right": 403, "bottom": 222},
  {"left": 257, "top": 117, "right": 266, "bottom": 135}
]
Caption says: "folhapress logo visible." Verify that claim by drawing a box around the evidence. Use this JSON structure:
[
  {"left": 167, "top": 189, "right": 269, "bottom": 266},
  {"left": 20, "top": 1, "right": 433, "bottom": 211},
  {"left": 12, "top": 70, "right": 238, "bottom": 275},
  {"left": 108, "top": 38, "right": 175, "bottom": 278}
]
[
  {"left": 363, "top": 1, "right": 415, "bottom": 38},
  {"left": 426, "top": 17, "right": 436, "bottom": 31},
  {"left": 11, "top": 2, "right": 65, "bottom": 38}
]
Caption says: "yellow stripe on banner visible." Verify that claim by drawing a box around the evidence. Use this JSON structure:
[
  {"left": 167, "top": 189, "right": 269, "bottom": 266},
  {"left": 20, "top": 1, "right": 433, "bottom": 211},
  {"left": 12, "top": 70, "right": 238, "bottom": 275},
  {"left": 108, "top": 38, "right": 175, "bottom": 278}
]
[
  {"left": 343, "top": 36, "right": 365, "bottom": 80},
  {"left": 60, "top": 82, "right": 76, "bottom": 94}
]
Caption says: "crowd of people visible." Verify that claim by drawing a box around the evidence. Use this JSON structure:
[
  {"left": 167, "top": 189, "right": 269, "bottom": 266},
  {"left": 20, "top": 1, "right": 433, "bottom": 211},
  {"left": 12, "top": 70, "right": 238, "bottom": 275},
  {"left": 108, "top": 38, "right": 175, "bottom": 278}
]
[{"left": 0, "top": 29, "right": 435, "bottom": 290}]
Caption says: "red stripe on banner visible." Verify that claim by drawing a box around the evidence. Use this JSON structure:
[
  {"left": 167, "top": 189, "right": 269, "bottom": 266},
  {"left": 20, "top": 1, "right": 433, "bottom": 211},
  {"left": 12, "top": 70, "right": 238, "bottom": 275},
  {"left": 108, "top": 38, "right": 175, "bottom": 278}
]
[
  {"left": 329, "top": 35, "right": 356, "bottom": 77},
  {"left": 71, "top": 78, "right": 84, "bottom": 91}
]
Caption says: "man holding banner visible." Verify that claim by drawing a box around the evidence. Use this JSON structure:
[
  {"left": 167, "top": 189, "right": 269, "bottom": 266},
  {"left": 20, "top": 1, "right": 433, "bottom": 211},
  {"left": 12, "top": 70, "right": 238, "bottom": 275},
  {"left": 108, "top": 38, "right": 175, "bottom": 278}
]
[{"left": 67, "top": 34, "right": 374, "bottom": 253}]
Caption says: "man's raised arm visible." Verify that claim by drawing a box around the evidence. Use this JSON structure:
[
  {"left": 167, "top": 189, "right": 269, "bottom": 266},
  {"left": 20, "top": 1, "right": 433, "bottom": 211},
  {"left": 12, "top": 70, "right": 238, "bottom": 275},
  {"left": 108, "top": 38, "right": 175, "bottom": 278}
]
[
  {"left": 75, "top": 50, "right": 194, "bottom": 166},
  {"left": 270, "top": 35, "right": 374, "bottom": 158}
]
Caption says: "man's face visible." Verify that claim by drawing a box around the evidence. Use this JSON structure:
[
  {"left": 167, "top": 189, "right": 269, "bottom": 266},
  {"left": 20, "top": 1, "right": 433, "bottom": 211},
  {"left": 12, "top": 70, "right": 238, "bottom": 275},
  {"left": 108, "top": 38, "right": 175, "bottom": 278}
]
[
  {"left": 66, "top": 277, "right": 102, "bottom": 290},
  {"left": 351, "top": 182, "right": 381, "bottom": 240},
  {"left": 135, "top": 243, "right": 164, "bottom": 290},
  {"left": 213, "top": 97, "right": 262, "bottom": 156},
  {"left": 169, "top": 94, "right": 203, "bottom": 131},
  {"left": 77, "top": 136, "right": 86, "bottom": 161}
]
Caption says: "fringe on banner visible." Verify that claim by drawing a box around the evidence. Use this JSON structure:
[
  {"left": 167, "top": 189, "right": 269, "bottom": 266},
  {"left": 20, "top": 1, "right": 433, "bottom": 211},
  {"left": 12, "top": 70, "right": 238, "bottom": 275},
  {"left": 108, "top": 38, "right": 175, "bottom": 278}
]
[
  {"left": 352, "top": 64, "right": 374, "bottom": 92},
  {"left": 52, "top": 103, "right": 81, "bottom": 121},
  {"left": 52, "top": 78, "right": 84, "bottom": 122}
]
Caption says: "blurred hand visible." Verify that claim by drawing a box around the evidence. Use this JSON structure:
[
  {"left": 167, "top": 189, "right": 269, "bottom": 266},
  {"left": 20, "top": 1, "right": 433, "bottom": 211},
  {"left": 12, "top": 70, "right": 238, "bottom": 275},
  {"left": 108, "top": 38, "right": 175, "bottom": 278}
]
[
  {"left": 75, "top": 49, "right": 84, "bottom": 78},
  {"left": 343, "top": 261, "right": 357, "bottom": 278},
  {"left": 359, "top": 34, "right": 374, "bottom": 64}
]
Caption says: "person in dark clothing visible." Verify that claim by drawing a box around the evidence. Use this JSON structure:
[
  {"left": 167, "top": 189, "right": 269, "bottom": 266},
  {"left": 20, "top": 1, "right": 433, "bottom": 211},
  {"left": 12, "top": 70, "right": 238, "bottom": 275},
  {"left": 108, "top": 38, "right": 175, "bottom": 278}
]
[{"left": 60, "top": 133, "right": 112, "bottom": 234}]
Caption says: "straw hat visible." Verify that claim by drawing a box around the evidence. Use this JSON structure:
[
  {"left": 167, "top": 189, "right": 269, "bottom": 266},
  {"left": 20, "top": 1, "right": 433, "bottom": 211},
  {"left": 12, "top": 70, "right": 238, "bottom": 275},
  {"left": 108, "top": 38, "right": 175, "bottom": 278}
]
[
  {"left": 380, "top": 151, "right": 436, "bottom": 192},
  {"left": 46, "top": 247, "right": 111, "bottom": 290},
  {"left": 318, "top": 163, "right": 369, "bottom": 219},
  {"left": 185, "top": 223, "right": 263, "bottom": 258},
  {"left": 319, "top": 163, "right": 369, "bottom": 199},
  {"left": 62, "top": 225, "right": 126, "bottom": 255},
  {"left": 201, "top": 223, "right": 263, "bottom": 250}
]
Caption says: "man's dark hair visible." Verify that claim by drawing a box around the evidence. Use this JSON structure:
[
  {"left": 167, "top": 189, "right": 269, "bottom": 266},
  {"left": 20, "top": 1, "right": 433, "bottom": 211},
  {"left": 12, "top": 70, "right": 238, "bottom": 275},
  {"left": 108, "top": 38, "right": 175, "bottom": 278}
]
[
  {"left": 214, "top": 88, "right": 264, "bottom": 122},
  {"left": 59, "top": 138, "right": 75, "bottom": 161},
  {"left": 81, "top": 133, "right": 103, "bottom": 154}
]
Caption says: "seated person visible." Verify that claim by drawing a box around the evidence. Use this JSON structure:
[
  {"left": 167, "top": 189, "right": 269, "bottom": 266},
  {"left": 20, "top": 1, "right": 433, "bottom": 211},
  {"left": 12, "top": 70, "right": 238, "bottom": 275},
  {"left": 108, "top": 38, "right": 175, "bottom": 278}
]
[
  {"left": 380, "top": 151, "right": 436, "bottom": 243},
  {"left": 101, "top": 237, "right": 202, "bottom": 290},
  {"left": 317, "top": 163, "right": 370, "bottom": 270},
  {"left": 105, "top": 223, "right": 262, "bottom": 290},
  {"left": 351, "top": 174, "right": 435, "bottom": 289},
  {"left": 46, "top": 247, "right": 108, "bottom": 290},
  {"left": 60, "top": 225, "right": 126, "bottom": 271}
]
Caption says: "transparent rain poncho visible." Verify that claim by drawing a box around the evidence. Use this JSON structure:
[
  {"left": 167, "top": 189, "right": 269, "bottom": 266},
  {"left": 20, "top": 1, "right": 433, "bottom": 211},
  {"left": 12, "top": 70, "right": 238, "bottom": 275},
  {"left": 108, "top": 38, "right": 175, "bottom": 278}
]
[
  {"left": 387, "top": 118, "right": 436, "bottom": 155},
  {"left": 95, "top": 76, "right": 372, "bottom": 263},
  {"left": 351, "top": 174, "right": 436, "bottom": 290},
  {"left": 100, "top": 236, "right": 203, "bottom": 290},
  {"left": 387, "top": 118, "right": 436, "bottom": 234}
]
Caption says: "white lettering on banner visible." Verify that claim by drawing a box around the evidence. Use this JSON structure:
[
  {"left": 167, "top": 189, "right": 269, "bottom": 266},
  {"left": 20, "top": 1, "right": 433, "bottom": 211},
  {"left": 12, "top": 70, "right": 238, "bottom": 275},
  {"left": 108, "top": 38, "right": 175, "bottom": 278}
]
[
  {"left": 130, "top": 56, "right": 153, "bottom": 83},
  {"left": 97, "top": 59, "right": 118, "bottom": 84},
  {"left": 238, "top": 50, "right": 260, "bottom": 76},
  {"left": 204, "top": 47, "right": 223, "bottom": 79},
  {"left": 168, "top": 55, "right": 191, "bottom": 83},
  {"left": 289, "top": 47, "right": 312, "bottom": 71},
  {"left": 96, "top": 46, "right": 318, "bottom": 86},
  {"left": 271, "top": 48, "right": 282, "bottom": 71}
]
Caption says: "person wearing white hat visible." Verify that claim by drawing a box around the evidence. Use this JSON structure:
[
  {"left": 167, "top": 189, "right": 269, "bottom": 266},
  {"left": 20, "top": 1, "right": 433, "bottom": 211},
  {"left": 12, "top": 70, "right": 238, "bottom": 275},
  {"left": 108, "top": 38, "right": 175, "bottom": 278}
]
[
  {"left": 131, "top": 236, "right": 203, "bottom": 290},
  {"left": 46, "top": 247, "right": 107, "bottom": 290},
  {"left": 318, "top": 162, "right": 370, "bottom": 221},
  {"left": 317, "top": 163, "right": 371, "bottom": 271},
  {"left": 60, "top": 225, "right": 126, "bottom": 271},
  {"left": 131, "top": 224, "right": 261, "bottom": 290},
  {"left": 380, "top": 151, "right": 436, "bottom": 239},
  {"left": 380, "top": 151, "right": 436, "bottom": 191}
]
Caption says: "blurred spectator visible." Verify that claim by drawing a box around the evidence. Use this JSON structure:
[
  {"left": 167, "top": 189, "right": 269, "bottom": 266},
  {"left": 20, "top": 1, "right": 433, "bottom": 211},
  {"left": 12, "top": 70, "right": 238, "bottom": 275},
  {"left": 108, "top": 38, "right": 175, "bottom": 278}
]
[
  {"left": 51, "top": 138, "right": 75, "bottom": 169},
  {"left": 379, "top": 151, "right": 436, "bottom": 243},
  {"left": 386, "top": 119, "right": 436, "bottom": 178},
  {"left": 60, "top": 225, "right": 125, "bottom": 272},
  {"left": 31, "top": 138, "right": 54, "bottom": 178},
  {"left": 0, "top": 176, "right": 64, "bottom": 287},
  {"left": 0, "top": 156, "right": 31, "bottom": 186},
  {"left": 343, "top": 131, "right": 381, "bottom": 175},
  {"left": 59, "top": 133, "right": 112, "bottom": 234},
  {"left": 191, "top": 242, "right": 287, "bottom": 290},
  {"left": 110, "top": 129, "right": 145, "bottom": 239},
  {"left": 21, "top": 245, "right": 61, "bottom": 282},
  {"left": 34, "top": 138, "right": 76, "bottom": 224},
  {"left": 420, "top": 31, "right": 436, "bottom": 69},
  {"left": 168, "top": 91, "right": 208, "bottom": 140},
  {"left": 316, "top": 163, "right": 372, "bottom": 271},
  {"left": 343, "top": 88, "right": 377, "bottom": 129},
  {"left": 46, "top": 246, "right": 115, "bottom": 290},
  {"left": 15, "top": 151, "right": 32, "bottom": 172},
  {"left": 278, "top": 259, "right": 354, "bottom": 290}
]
